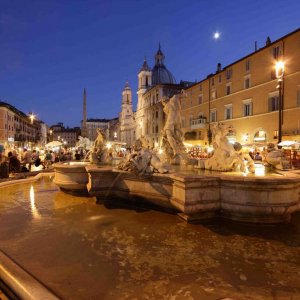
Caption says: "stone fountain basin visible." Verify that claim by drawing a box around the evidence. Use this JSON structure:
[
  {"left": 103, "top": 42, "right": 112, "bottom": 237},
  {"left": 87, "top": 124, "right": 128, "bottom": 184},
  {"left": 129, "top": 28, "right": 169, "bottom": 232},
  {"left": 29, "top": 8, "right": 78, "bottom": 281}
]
[
  {"left": 53, "top": 162, "right": 91, "bottom": 194},
  {"left": 53, "top": 163, "right": 300, "bottom": 223}
]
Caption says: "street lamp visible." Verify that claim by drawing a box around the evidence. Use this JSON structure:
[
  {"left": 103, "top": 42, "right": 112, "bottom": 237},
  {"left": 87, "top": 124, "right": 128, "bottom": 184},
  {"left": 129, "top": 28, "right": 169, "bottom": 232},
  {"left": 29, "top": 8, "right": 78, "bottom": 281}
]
[
  {"left": 49, "top": 129, "right": 53, "bottom": 142},
  {"left": 29, "top": 113, "right": 35, "bottom": 124},
  {"left": 275, "top": 61, "right": 285, "bottom": 144}
]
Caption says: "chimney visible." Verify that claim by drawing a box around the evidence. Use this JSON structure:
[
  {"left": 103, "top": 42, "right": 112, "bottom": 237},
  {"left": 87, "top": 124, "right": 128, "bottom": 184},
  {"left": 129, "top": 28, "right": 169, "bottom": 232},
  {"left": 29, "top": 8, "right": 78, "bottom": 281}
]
[
  {"left": 255, "top": 41, "right": 258, "bottom": 51},
  {"left": 266, "top": 36, "right": 271, "bottom": 46},
  {"left": 217, "top": 63, "right": 222, "bottom": 73}
]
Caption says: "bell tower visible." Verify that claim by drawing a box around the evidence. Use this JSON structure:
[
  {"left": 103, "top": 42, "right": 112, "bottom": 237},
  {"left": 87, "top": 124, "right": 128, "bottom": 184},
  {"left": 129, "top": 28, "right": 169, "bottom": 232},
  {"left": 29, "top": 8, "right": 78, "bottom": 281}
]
[
  {"left": 136, "top": 58, "right": 152, "bottom": 139},
  {"left": 120, "top": 81, "right": 135, "bottom": 146}
]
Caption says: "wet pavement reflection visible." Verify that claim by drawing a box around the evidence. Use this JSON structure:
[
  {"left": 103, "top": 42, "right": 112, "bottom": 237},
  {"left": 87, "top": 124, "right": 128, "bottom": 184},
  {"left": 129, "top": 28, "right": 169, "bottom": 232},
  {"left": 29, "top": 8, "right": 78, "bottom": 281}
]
[{"left": 1, "top": 177, "right": 300, "bottom": 299}]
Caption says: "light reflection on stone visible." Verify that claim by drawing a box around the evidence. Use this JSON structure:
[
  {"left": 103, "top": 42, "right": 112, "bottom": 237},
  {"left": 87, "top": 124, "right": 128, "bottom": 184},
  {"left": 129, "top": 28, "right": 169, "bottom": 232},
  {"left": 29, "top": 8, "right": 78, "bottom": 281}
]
[{"left": 30, "top": 185, "right": 41, "bottom": 219}]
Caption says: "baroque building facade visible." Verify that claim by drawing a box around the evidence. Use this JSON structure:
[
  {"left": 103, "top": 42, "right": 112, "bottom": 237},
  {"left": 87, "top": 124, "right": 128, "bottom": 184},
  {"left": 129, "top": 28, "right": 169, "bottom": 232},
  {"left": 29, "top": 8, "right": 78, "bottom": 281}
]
[
  {"left": 135, "top": 45, "right": 182, "bottom": 149},
  {"left": 180, "top": 27, "right": 300, "bottom": 146},
  {"left": 119, "top": 82, "right": 135, "bottom": 146}
]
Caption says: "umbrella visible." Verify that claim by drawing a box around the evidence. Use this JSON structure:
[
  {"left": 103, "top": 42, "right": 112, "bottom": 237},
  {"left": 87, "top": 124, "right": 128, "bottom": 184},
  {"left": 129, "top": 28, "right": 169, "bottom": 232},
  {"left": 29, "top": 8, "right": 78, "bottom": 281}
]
[
  {"left": 278, "top": 141, "right": 300, "bottom": 147},
  {"left": 45, "top": 141, "right": 63, "bottom": 148}
]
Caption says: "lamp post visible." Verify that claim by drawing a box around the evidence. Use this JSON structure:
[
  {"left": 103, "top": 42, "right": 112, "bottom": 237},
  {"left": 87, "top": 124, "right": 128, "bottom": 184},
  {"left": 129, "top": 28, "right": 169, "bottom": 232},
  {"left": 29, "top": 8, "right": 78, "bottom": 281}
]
[
  {"left": 275, "top": 61, "right": 284, "bottom": 144},
  {"left": 49, "top": 129, "right": 53, "bottom": 142},
  {"left": 29, "top": 113, "right": 35, "bottom": 124}
]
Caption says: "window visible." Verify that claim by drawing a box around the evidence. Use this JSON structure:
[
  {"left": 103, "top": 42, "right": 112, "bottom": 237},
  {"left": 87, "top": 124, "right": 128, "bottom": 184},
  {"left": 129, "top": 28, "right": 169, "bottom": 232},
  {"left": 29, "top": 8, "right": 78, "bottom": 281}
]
[
  {"left": 211, "top": 77, "right": 215, "bottom": 86},
  {"left": 218, "top": 74, "right": 222, "bottom": 83},
  {"left": 226, "top": 69, "right": 232, "bottom": 80},
  {"left": 210, "top": 110, "right": 217, "bottom": 122},
  {"left": 273, "top": 46, "right": 281, "bottom": 59},
  {"left": 297, "top": 90, "right": 300, "bottom": 107},
  {"left": 198, "top": 94, "right": 203, "bottom": 104},
  {"left": 224, "top": 105, "right": 232, "bottom": 120},
  {"left": 245, "top": 60, "right": 250, "bottom": 72},
  {"left": 268, "top": 94, "right": 279, "bottom": 111},
  {"left": 244, "top": 76, "right": 251, "bottom": 89},
  {"left": 254, "top": 130, "right": 267, "bottom": 142},
  {"left": 211, "top": 90, "right": 217, "bottom": 100},
  {"left": 226, "top": 84, "right": 231, "bottom": 95},
  {"left": 199, "top": 84, "right": 202, "bottom": 91},
  {"left": 243, "top": 102, "right": 252, "bottom": 116},
  {"left": 273, "top": 130, "right": 278, "bottom": 139}
]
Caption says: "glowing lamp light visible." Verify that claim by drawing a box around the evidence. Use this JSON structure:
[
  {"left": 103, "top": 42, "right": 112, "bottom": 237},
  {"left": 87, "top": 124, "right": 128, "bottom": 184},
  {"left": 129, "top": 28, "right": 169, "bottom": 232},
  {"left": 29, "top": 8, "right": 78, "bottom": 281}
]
[
  {"left": 106, "top": 142, "right": 112, "bottom": 149},
  {"left": 207, "top": 146, "right": 213, "bottom": 153},
  {"left": 275, "top": 61, "right": 285, "bottom": 78},
  {"left": 29, "top": 113, "right": 35, "bottom": 124},
  {"left": 254, "top": 163, "right": 265, "bottom": 176},
  {"left": 158, "top": 148, "right": 163, "bottom": 155}
]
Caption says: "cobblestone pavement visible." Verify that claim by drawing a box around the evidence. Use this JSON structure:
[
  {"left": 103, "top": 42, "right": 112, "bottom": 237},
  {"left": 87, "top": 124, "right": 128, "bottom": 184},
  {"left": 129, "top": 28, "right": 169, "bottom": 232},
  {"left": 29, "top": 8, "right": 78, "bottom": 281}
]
[{"left": 1, "top": 177, "right": 300, "bottom": 299}]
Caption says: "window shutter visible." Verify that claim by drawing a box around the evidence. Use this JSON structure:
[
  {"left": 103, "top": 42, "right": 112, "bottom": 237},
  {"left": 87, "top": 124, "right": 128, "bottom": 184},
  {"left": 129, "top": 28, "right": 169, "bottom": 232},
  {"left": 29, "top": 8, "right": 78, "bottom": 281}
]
[{"left": 268, "top": 97, "right": 272, "bottom": 112}]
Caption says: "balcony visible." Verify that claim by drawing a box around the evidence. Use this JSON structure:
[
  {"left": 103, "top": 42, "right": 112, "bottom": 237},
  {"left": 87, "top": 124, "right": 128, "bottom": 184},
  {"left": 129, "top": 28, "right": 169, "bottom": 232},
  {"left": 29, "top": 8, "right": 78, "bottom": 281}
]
[{"left": 191, "top": 117, "right": 206, "bottom": 129}]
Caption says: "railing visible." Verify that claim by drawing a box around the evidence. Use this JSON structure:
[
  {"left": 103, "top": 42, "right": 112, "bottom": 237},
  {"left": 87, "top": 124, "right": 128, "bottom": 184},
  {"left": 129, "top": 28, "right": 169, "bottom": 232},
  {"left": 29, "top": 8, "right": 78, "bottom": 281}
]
[{"left": 191, "top": 118, "right": 206, "bottom": 129}]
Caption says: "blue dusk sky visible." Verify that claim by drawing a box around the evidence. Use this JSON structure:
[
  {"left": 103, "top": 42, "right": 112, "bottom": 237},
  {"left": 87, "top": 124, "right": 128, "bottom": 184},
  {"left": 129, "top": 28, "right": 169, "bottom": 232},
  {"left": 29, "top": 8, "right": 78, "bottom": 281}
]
[{"left": 0, "top": 0, "right": 299, "bottom": 127}]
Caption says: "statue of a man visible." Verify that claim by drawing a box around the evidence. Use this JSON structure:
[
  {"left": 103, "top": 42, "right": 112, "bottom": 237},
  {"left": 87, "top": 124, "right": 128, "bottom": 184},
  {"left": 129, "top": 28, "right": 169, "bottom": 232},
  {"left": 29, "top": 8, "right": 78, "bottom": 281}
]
[{"left": 162, "top": 94, "right": 182, "bottom": 156}]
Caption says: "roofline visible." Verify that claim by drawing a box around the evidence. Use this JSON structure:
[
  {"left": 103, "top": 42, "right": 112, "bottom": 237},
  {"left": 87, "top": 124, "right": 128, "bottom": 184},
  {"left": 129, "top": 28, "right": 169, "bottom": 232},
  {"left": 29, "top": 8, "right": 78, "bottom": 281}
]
[
  {"left": 0, "top": 101, "right": 29, "bottom": 118},
  {"left": 183, "top": 27, "right": 300, "bottom": 91},
  {"left": 222, "top": 27, "right": 300, "bottom": 71}
]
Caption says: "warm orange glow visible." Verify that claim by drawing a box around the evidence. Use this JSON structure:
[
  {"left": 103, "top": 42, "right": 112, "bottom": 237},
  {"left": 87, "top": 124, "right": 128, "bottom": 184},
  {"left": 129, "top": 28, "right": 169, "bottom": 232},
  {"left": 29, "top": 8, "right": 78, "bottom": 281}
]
[
  {"left": 275, "top": 61, "right": 285, "bottom": 78},
  {"left": 29, "top": 113, "right": 35, "bottom": 123}
]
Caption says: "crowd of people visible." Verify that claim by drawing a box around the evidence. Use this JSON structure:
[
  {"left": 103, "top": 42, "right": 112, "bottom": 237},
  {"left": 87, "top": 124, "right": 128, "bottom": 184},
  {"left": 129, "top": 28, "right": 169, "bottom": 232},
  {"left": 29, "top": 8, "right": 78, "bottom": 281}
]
[{"left": 0, "top": 147, "right": 91, "bottom": 175}]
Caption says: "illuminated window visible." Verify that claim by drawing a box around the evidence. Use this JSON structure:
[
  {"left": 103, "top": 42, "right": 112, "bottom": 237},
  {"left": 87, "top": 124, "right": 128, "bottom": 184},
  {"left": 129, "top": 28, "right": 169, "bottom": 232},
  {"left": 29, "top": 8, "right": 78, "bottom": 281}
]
[{"left": 254, "top": 130, "right": 267, "bottom": 142}]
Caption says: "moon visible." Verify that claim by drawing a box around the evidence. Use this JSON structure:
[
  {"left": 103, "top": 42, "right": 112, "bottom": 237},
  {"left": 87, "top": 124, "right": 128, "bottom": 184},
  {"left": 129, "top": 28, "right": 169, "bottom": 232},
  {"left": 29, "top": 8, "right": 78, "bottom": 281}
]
[{"left": 213, "top": 31, "right": 221, "bottom": 40}]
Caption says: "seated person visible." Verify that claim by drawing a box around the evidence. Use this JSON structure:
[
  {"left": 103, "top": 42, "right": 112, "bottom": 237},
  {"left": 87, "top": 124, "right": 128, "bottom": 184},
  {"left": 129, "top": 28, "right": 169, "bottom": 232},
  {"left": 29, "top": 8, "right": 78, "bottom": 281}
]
[
  {"left": 8, "top": 151, "right": 21, "bottom": 173},
  {"left": 254, "top": 152, "right": 262, "bottom": 161}
]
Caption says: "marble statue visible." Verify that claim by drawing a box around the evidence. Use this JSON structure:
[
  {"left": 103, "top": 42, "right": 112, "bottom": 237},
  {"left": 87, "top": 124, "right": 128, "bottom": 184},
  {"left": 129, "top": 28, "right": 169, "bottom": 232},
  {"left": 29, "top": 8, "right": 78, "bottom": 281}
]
[
  {"left": 161, "top": 94, "right": 187, "bottom": 162},
  {"left": 77, "top": 136, "right": 92, "bottom": 150},
  {"left": 118, "top": 139, "right": 172, "bottom": 175},
  {"left": 265, "top": 143, "right": 290, "bottom": 170},
  {"left": 89, "top": 128, "right": 111, "bottom": 164},
  {"left": 201, "top": 123, "right": 254, "bottom": 172}
]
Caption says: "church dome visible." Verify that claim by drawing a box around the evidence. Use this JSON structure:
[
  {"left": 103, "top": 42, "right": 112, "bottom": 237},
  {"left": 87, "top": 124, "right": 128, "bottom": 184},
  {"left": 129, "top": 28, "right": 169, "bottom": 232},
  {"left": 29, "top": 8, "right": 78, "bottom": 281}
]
[{"left": 151, "top": 44, "right": 176, "bottom": 85}]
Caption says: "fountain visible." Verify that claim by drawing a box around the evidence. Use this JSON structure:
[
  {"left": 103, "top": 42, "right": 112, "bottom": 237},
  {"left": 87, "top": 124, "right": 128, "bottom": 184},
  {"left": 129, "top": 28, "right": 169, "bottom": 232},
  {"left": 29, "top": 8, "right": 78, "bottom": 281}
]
[
  {"left": 53, "top": 128, "right": 112, "bottom": 195},
  {"left": 53, "top": 95, "right": 300, "bottom": 223}
]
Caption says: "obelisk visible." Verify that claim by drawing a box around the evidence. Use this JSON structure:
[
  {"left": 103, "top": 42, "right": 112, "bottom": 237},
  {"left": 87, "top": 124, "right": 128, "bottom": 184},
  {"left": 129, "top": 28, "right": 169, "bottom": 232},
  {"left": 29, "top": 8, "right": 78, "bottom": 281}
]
[{"left": 81, "top": 88, "right": 87, "bottom": 137}]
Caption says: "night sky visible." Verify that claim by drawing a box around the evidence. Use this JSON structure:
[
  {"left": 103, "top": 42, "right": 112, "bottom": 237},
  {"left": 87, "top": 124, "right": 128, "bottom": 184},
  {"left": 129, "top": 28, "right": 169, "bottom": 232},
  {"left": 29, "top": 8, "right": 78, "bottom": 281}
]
[{"left": 0, "top": 0, "right": 299, "bottom": 127}]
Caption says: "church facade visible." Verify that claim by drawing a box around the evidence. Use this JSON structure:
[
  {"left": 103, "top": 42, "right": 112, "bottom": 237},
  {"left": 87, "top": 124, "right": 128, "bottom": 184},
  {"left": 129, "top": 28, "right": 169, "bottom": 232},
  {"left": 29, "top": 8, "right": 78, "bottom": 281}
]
[{"left": 120, "top": 45, "right": 190, "bottom": 149}]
